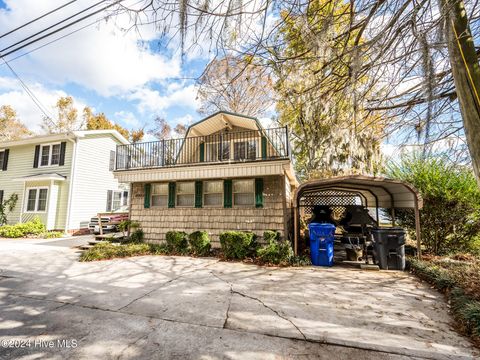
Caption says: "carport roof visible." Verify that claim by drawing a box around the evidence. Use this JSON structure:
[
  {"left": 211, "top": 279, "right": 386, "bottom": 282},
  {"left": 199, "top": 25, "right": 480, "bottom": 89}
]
[{"left": 295, "top": 175, "right": 423, "bottom": 209}]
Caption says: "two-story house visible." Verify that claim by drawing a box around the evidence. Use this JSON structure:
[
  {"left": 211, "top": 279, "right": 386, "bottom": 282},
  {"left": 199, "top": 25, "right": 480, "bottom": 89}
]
[
  {"left": 0, "top": 130, "right": 129, "bottom": 233},
  {"left": 113, "top": 112, "right": 298, "bottom": 245}
]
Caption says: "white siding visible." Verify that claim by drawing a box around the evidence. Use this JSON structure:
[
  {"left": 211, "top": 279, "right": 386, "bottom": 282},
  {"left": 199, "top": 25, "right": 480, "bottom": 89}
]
[
  {"left": 68, "top": 134, "right": 127, "bottom": 230},
  {"left": 0, "top": 141, "right": 73, "bottom": 228}
]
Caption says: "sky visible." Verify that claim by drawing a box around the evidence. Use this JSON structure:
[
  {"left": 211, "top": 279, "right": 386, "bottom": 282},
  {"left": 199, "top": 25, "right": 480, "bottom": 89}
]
[{"left": 0, "top": 0, "right": 210, "bottom": 140}]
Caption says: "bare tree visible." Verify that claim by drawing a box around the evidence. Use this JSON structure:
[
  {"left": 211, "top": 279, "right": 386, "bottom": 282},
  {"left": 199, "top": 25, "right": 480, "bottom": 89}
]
[{"left": 197, "top": 55, "right": 273, "bottom": 117}]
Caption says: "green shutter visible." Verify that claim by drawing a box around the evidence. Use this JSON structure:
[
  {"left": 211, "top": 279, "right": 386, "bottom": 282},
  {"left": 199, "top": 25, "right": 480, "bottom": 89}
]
[
  {"left": 255, "top": 178, "right": 264, "bottom": 208},
  {"left": 168, "top": 182, "right": 176, "bottom": 208},
  {"left": 144, "top": 183, "right": 151, "bottom": 208},
  {"left": 199, "top": 143, "right": 205, "bottom": 162},
  {"left": 224, "top": 180, "right": 232, "bottom": 208},
  {"left": 195, "top": 181, "right": 203, "bottom": 208},
  {"left": 261, "top": 136, "right": 267, "bottom": 159}
]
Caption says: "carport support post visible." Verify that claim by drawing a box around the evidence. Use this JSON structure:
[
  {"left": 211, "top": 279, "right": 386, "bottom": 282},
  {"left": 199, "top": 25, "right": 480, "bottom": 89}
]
[{"left": 414, "top": 201, "right": 422, "bottom": 260}]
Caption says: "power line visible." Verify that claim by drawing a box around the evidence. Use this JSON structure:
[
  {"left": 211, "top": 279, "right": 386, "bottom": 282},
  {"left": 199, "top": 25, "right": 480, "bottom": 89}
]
[
  {"left": 0, "top": 0, "right": 124, "bottom": 58},
  {"left": 0, "top": 0, "right": 77, "bottom": 40},
  {"left": 1, "top": 0, "right": 107, "bottom": 54},
  {"left": 1, "top": 57, "right": 57, "bottom": 126}
]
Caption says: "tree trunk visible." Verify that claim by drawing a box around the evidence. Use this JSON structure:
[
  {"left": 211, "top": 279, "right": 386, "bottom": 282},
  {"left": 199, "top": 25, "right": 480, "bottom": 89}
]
[{"left": 441, "top": 0, "right": 480, "bottom": 187}]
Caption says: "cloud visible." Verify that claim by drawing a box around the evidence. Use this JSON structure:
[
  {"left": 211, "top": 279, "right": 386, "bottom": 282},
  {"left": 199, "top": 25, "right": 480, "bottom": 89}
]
[
  {"left": 0, "top": 0, "right": 181, "bottom": 96},
  {"left": 127, "top": 84, "right": 200, "bottom": 114},
  {"left": 113, "top": 110, "right": 141, "bottom": 129},
  {"left": 0, "top": 76, "right": 86, "bottom": 133}
]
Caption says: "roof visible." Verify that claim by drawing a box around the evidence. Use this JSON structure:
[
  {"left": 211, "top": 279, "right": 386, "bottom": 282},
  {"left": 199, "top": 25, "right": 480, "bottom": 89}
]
[
  {"left": 185, "top": 111, "right": 263, "bottom": 138},
  {"left": 13, "top": 173, "right": 67, "bottom": 182},
  {"left": 294, "top": 175, "right": 423, "bottom": 209},
  {"left": 0, "top": 129, "right": 129, "bottom": 148}
]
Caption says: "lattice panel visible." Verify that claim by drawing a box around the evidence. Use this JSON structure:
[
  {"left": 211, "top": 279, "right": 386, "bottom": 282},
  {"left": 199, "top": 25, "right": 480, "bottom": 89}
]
[{"left": 299, "top": 190, "right": 363, "bottom": 217}]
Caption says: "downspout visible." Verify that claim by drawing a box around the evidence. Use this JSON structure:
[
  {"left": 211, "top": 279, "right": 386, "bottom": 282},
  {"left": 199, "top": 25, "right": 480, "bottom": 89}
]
[{"left": 65, "top": 137, "right": 78, "bottom": 233}]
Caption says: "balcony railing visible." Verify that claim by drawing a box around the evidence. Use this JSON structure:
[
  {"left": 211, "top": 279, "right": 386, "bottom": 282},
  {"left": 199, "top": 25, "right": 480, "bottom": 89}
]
[{"left": 115, "top": 127, "right": 290, "bottom": 171}]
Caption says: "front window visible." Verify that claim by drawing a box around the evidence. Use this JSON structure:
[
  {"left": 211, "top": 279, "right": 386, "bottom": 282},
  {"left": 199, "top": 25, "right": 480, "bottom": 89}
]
[
  {"left": 112, "top": 191, "right": 122, "bottom": 211},
  {"left": 40, "top": 143, "right": 61, "bottom": 167},
  {"left": 176, "top": 182, "right": 195, "bottom": 207},
  {"left": 26, "top": 187, "right": 48, "bottom": 212},
  {"left": 233, "top": 180, "right": 255, "bottom": 206},
  {"left": 151, "top": 183, "right": 168, "bottom": 207},
  {"left": 203, "top": 181, "right": 223, "bottom": 206}
]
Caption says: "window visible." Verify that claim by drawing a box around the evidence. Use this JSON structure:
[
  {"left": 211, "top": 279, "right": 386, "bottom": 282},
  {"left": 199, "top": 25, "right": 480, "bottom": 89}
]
[
  {"left": 40, "top": 143, "right": 61, "bottom": 167},
  {"left": 233, "top": 180, "right": 255, "bottom": 206},
  {"left": 176, "top": 182, "right": 195, "bottom": 207},
  {"left": 234, "top": 140, "right": 257, "bottom": 161},
  {"left": 151, "top": 183, "right": 168, "bottom": 207},
  {"left": 25, "top": 187, "right": 48, "bottom": 212},
  {"left": 0, "top": 151, "right": 4, "bottom": 170},
  {"left": 112, "top": 191, "right": 122, "bottom": 211},
  {"left": 203, "top": 181, "right": 223, "bottom": 206},
  {"left": 204, "top": 141, "right": 231, "bottom": 161}
]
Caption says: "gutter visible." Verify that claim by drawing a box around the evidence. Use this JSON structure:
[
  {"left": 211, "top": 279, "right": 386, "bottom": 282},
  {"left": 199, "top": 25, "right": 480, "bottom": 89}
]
[{"left": 64, "top": 136, "right": 78, "bottom": 233}]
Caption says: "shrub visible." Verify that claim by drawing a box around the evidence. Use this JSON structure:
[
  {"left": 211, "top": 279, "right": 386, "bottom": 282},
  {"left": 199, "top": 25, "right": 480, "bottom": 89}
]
[
  {"left": 0, "top": 218, "right": 46, "bottom": 238},
  {"left": 188, "top": 231, "right": 211, "bottom": 256},
  {"left": 129, "top": 229, "right": 144, "bottom": 243},
  {"left": 41, "top": 231, "right": 64, "bottom": 239},
  {"left": 408, "top": 258, "right": 480, "bottom": 340},
  {"left": 165, "top": 231, "right": 189, "bottom": 254},
  {"left": 148, "top": 243, "right": 169, "bottom": 255},
  {"left": 387, "top": 154, "right": 480, "bottom": 255},
  {"left": 257, "top": 231, "right": 294, "bottom": 265},
  {"left": 220, "top": 231, "right": 256, "bottom": 260},
  {"left": 79, "top": 242, "right": 151, "bottom": 261}
]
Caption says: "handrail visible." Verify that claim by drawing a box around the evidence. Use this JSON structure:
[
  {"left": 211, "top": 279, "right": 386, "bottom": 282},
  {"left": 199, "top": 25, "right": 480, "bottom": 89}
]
[{"left": 115, "top": 127, "right": 289, "bottom": 170}]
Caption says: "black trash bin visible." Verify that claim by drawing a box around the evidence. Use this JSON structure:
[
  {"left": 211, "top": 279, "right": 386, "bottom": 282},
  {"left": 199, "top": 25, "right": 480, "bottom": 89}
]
[{"left": 371, "top": 228, "right": 406, "bottom": 270}]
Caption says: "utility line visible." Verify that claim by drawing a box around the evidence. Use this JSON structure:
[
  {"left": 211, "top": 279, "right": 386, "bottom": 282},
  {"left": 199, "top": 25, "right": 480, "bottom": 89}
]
[
  {"left": 0, "top": 0, "right": 124, "bottom": 58},
  {"left": 1, "top": 57, "right": 57, "bottom": 126},
  {"left": 0, "top": 0, "right": 77, "bottom": 40},
  {"left": 0, "top": 0, "right": 107, "bottom": 54}
]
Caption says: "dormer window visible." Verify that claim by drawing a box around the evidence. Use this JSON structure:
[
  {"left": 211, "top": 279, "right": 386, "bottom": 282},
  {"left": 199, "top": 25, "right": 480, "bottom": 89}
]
[{"left": 40, "top": 143, "right": 61, "bottom": 167}]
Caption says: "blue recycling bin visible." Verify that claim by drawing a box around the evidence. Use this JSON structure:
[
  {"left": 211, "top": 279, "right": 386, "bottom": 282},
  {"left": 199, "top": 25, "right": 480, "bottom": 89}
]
[{"left": 308, "top": 223, "right": 336, "bottom": 266}]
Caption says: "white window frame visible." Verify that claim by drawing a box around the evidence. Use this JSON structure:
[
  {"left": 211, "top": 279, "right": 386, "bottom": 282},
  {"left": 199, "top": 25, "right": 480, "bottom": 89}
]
[
  {"left": 176, "top": 181, "right": 195, "bottom": 207},
  {"left": 39, "top": 142, "right": 61, "bottom": 167},
  {"left": 203, "top": 180, "right": 223, "bottom": 207},
  {"left": 0, "top": 150, "right": 5, "bottom": 171},
  {"left": 111, "top": 190, "right": 123, "bottom": 211},
  {"left": 151, "top": 183, "right": 168, "bottom": 208},
  {"left": 24, "top": 187, "right": 49, "bottom": 213},
  {"left": 232, "top": 179, "right": 255, "bottom": 207}
]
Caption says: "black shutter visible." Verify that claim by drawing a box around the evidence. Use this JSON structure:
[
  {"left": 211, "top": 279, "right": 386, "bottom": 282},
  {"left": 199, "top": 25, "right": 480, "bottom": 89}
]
[
  {"left": 59, "top": 142, "right": 66, "bottom": 166},
  {"left": 33, "top": 145, "right": 40, "bottom": 168},
  {"left": 0, "top": 190, "right": 3, "bottom": 205},
  {"left": 2, "top": 149, "right": 9, "bottom": 171},
  {"left": 109, "top": 150, "right": 115, "bottom": 171},
  {"left": 106, "top": 190, "right": 113, "bottom": 212}
]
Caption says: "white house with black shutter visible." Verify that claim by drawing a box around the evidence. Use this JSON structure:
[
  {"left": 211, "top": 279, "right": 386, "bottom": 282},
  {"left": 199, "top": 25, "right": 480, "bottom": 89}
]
[{"left": 0, "top": 130, "right": 129, "bottom": 233}]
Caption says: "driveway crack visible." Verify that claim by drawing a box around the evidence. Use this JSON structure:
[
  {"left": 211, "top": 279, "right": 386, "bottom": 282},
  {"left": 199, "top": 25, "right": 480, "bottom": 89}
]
[{"left": 232, "top": 289, "right": 307, "bottom": 341}]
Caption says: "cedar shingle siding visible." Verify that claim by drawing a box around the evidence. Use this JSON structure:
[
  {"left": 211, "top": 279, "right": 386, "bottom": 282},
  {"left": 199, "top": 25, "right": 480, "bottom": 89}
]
[{"left": 130, "top": 175, "right": 289, "bottom": 246}]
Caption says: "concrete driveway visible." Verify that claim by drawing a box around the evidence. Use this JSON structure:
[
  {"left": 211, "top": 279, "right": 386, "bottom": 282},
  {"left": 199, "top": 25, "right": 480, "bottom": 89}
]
[{"left": 0, "top": 238, "right": 477, "bottom": 360}]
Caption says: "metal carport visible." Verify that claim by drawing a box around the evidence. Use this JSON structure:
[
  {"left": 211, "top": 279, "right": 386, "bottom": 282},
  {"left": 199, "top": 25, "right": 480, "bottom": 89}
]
[{"left": 293, "top": 175, "right": 424, "bottom": 259}]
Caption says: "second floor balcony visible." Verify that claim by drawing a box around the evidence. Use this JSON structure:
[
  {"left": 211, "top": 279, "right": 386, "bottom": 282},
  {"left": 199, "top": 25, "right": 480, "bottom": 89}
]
[{"left": 115, "top": 127, "right": 290, "bottom": 171}]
